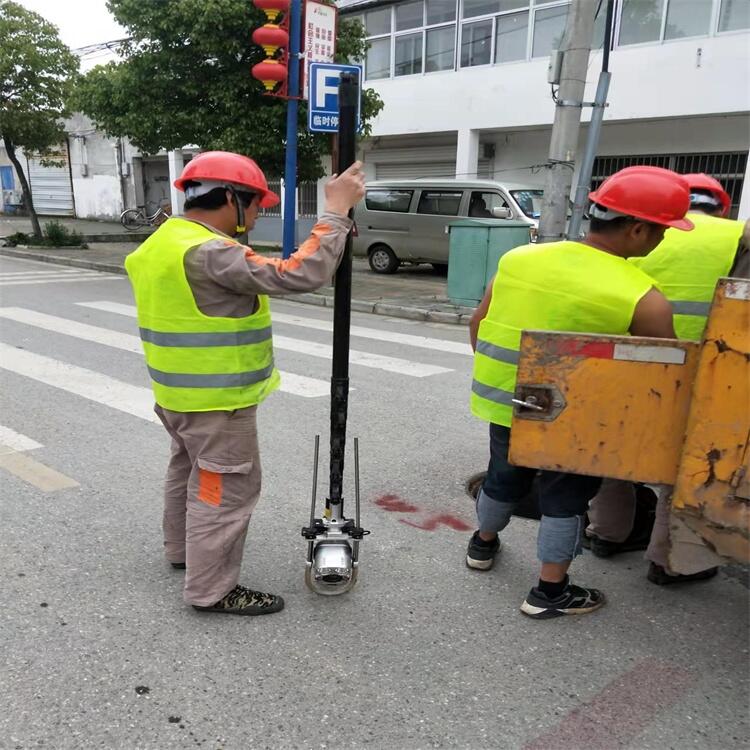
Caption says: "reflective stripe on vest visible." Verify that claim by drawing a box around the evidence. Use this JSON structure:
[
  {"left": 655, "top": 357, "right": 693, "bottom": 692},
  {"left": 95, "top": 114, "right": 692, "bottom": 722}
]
[
  {"left": 124, "top": 217, "right": 279, "bottom": 412},
  {"left": 471, "top": 240, "right": 654, "bottom": 427},
  {"left": 631, "top": 212, "right": 742, "bottom": 341}
]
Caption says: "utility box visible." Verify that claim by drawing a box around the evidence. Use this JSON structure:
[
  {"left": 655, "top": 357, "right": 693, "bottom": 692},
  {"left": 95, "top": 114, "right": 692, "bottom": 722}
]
[{"left": 447, "top": 219, "right": 532, "bottom": 307}]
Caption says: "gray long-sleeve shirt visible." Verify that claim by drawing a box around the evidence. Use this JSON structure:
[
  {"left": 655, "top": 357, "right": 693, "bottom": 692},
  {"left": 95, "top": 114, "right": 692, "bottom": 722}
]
[{"left": 182, "top": 212, "right": 352, "bottom": 317}]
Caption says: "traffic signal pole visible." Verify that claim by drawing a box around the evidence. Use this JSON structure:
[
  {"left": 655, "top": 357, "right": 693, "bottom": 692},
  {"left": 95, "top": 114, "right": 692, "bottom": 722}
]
[{"left": 282, "top": 0, "right": 302, "bottom": 259}]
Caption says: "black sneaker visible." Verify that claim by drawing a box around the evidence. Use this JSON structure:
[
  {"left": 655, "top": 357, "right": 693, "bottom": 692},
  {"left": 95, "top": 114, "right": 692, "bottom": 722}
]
[
  {"left": 587, "top": 532, "right": 650, "bottom": 558},
  {"left": 647, "top": 563, "right": 718, "bottom": 586},
  {"left": 465, "top": 531, "right": 500, "bottom": 571},
  {"left": 193, "top": 585, "right": 285, "bottom": 616},
  {"left": 520, "top": 582, "right": 605, "bottom": 619},
  {"left": 171, "top": 562, "right": 186, "bottom": 570}
]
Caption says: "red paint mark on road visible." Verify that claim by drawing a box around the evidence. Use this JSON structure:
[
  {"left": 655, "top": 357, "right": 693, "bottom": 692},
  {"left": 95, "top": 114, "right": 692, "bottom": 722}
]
[
  {"left": 523, "top": 660, "right": 693, "bottom": 750},
  {"left": 374, "top": 494, "right": 420, "bottom": 514},
  {"left": 400, "top": 513, "right": 472, "bottom": 532}
]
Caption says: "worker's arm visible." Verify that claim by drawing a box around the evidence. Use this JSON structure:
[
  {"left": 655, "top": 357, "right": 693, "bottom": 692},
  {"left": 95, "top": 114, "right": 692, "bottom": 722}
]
[
  {"left": 629, "top": 287, "right": 676, "bottom": 339},
  {"left": 199, "top": 163, "right": 365, "bottom": 295},
  {"left": 469, "top": 277, "right": 494, "bottom": 351}
]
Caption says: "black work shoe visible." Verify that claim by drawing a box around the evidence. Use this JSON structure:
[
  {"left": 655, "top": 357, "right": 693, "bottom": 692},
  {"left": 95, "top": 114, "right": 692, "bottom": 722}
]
[
  {"left": 465, "top": 531, "right": 500, "bottom": 571},
  {"left": 171, "top": 562, "right": 186, "bottom": 570},
  {"left": 587, "top": 533, "right": 649, "bottom": 558},
  {"left": 520, "top": 583, "right": 605, "bottom": 619},
  {"left": 647, "top": 563, "right": 718, "bottom": 586},
  {"left": 193, "top": 585, "right": 284, "bottom": 616}
]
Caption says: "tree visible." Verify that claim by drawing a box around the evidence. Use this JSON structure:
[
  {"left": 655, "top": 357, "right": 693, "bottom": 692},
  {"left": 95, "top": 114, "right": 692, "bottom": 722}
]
[
  {"left": 74, "top": 0, "right": 383, "bottom": 182},
  {"left": 0, "top": 1, "right": 79, "bottom": 239}
]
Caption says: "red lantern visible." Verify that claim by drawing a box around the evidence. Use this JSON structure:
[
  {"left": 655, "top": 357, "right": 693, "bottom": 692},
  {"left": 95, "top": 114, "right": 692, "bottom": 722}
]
[
  {"left": 251, "top": 59, "right": 288, "bottom": 91},
  {"left": 252, "top": 24, "right": 289, "bottom": 57},
  {"left": 253, "top": 0, "right": 289, "bottom": 23}
]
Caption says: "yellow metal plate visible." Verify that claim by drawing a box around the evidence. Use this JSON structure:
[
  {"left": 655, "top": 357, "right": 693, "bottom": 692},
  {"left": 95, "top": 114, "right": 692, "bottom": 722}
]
[
  {"left": 509, "top": 332, "right": 699, "bottom": 484},
  {"left": 672, "top": 279, "right": 750, "bottom": 563}
]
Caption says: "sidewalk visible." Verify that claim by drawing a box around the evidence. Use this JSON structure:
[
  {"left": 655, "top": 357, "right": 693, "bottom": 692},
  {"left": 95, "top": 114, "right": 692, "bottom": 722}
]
[{"left": 0, "top": 236, "right": 476, "bottom": 326}]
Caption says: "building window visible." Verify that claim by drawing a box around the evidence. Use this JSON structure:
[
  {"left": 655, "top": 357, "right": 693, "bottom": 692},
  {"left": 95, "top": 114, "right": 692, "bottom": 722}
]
[
  {"left": 461, "top": 19, "right": 493, "bottom": 66},
  {"left": 495, "top": 10, "right": 528, "bottom": 62},
  {"left": 396, "top": 0, "right": 424, "bottom": 30},
  {"left": 366, "top": 7, "right": 392, "bottom": 35},
  {"left": 426, "top": 25, "right": 456, "bottom": 70},
  {"left": 366, "top": 37, "right": 391, "bottom": 79},
  {"left": 417, "top": 190, "right": 463, "bottom": 215},
  {"left": 462, "top": 0, "right": 526, "bottom": 19},
  {"left": 664, "top": 0, "right": 714, "bottom": 39},
  {"left": 618, "top": 0, "right": 665, "bottom": 45},
  {"left": 531, "top": 4, "right": 569, "bottom": 57},
  {"left": 719, "top": 0, "right": 750, "bottom": 31},
  {"left": 427, "top": 0, "right": 457, "bottom": 24},
  {"left": 395, "top": 32, "right": 423, "bottom": 75}
]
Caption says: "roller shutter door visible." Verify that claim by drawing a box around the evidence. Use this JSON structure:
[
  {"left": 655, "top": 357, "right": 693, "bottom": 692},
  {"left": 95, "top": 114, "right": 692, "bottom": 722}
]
[
  {"left": 27, "top": 147, "right": 75, "bottom": 216},
  {"left": 376, "top": 159, "right": 491, "bottom": 180}
]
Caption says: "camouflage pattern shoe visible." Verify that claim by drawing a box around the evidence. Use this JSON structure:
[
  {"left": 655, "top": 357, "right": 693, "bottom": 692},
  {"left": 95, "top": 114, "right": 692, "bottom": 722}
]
[{"left": 193, "top": 585, "right": 285, "bottom": 616}]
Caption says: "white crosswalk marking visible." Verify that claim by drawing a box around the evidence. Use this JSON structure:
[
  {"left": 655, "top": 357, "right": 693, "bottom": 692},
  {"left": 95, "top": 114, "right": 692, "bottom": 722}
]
[
  {"left": 0, "top": 307, "right": 330, "bottom": 398},
  {"left": 81, "top": 301, "right": 472, "bottom": 357},
  {"left": 0, "top": 269, "right": 85, "bottom": 276},
  {"left": 0, "top": 342, "right": 160, "bottom": 422},
  {"left": 76, "top": 301, "right": 453, "bottom": 377},
  {"left": 0, "top": 425, "right": 43, "bottom": 453},
  {"left": 272, "top": 311, "right": 473, "bottom": 356},
  {"left": 0, "top": 275, "right": 122, "bottom": 287}
]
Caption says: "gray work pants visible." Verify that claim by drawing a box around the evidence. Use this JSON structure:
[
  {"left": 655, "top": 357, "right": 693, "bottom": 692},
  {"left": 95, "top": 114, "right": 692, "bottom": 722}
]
[{"left": 155, "top": 404, "right": 262, "bottom": 607}]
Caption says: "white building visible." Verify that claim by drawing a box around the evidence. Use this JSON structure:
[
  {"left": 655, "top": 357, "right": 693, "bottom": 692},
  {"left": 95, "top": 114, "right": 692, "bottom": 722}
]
[{"left": 341, "top": 0, "right": 750, "bottom": 216}]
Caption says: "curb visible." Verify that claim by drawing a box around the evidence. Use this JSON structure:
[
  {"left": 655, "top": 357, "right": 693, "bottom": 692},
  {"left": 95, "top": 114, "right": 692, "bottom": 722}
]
[{"left": 0, "top": 246, "right": 472, "bottom": 325}]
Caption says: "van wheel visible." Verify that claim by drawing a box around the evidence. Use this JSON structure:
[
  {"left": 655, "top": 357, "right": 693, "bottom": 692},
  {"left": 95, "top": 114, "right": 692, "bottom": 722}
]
[
  {"left": 431, "top": 263, "right": 448, "bottom": 275},
  {"left": 368, "top": 244, "right": 399, "bottom": 274}
]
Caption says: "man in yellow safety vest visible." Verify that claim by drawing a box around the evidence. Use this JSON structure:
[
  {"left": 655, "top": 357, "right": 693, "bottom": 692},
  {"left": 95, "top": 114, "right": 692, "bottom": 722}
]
[
  {"left": 125, "top": 151, "right": 364, "bottom": 616},
  {"left": 586, "top": 173, "right": 748, "bottom": 584},
  {"left": 466, "top": 166, "right": 692, "bottom": 619}
]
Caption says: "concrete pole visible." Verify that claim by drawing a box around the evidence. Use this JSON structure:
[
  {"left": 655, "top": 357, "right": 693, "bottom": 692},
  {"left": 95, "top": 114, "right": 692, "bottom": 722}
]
[{"left": 537, "top": 0, "right": 596, "bottom": 243}]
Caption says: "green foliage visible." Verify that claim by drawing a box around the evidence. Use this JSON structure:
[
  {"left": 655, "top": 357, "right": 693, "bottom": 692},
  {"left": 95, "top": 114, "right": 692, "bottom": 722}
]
[
  {"left": 73, "top": 0, "right": 383, "bottom": 181},
  {"left": 2, "top": 222, "right": 87, "bottom": 247},
  {"left": 0, "top": 1, "right": 79, "bottom": 155},
  {"left": 43, "top": 220, "right": 85, "bottom": 246}
]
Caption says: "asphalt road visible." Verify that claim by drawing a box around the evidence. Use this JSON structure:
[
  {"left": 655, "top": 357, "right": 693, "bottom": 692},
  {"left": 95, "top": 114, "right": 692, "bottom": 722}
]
[{"left": 0, "top": 256, "right": 747, "bottom": 750}]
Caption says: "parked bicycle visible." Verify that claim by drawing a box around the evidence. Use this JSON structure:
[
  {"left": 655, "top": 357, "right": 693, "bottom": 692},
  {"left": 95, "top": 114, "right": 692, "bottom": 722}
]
[{"left": 120, "top": 203, "right": 171, "bottom": 231}]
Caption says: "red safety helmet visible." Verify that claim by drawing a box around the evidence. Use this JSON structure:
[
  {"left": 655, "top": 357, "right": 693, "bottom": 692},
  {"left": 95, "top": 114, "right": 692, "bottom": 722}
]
[
  {"left": 589, "top": 166, "right": 693, "bottom": 230},
  {"left": 174, "top": 151, "right": 280, "bottom": 208},
  {"left": 683, "top": 172, "right": 731, "bottom": 217}
]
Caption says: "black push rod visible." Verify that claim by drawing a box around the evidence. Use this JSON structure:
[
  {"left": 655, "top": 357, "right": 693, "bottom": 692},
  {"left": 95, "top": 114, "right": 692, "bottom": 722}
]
[{"left": 328, "top": 72, "right": 359, "bottom": 510}]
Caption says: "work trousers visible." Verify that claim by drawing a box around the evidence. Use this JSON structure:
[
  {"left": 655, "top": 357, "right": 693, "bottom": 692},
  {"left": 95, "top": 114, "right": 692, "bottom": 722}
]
[
  {"left": 587, "top": 479, "right": 722, "bottom": 574},
  {"left": 155, "top": 404, "right": 262, "bottom": 607},
  {"left": 477, "top": 424, "right": 602, "bottom": 563}
]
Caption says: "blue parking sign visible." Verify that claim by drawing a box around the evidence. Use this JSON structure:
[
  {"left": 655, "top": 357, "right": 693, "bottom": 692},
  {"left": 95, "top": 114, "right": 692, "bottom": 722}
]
[{"left": 308, "top": 63, "right": 362, "bottom": 133}]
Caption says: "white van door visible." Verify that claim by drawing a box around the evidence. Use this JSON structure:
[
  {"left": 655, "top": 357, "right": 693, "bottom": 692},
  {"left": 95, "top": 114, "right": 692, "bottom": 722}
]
[{"left": 407, "top": 188, "right": 465, "bottom": 264}]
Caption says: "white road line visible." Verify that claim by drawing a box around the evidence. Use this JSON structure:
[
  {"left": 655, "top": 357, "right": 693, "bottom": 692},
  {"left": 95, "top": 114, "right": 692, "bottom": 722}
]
[
  {"left": 0, "top": 424, "right": 43, "bottom": 454},
  {"left": 77, "top": 301, "right": 454, "bottom": 377},
  {"left": 0, "top": 269, "right": 85, "bottom": 277},
  {"left": 0, "top": 342, "right": 159, "bottom": 422},
  {"left": 81, "top": 300, "right": 472, "bottom": 357},
  {"left": 0, "top": 451, "right": 79, "bottom": 492},
  {"left": 0, "top": 276, "right": 122, "bottom": 287},
  {"left": 272, "top": 311, "right": 473, "bottom": 356},
  {"left": 0, "top": 308, "right": 329, "bottom": 398}
]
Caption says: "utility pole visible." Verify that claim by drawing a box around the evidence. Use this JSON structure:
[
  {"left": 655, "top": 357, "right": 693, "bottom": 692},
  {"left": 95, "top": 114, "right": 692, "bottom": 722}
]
[{"left": 537, "top": 0, "right": 597, "bottom": 243}]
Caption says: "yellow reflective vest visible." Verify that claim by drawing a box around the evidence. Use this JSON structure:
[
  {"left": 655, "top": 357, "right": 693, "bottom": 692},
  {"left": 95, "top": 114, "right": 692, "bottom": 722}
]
[
  {"left": 125, "top": 218, "right": 280, "bottom": 412},
  {"left": 471, "top": 240, "right": 654, "bottom": 427},
  {"left": 630, "top": 212, "right": 743, "bottom": 341}
]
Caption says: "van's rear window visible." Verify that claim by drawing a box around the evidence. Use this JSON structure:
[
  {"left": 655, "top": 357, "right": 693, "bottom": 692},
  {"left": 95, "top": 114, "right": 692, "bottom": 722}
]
[
  {"left": 365, "top": 189, "right": 413, "bottom": 212},
  {"left": 417, "top": 191, "right": 463, "bottom": 216}
]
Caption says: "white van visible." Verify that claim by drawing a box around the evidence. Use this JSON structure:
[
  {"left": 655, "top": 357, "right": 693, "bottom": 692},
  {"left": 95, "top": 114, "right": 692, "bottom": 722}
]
[{"left": 352, "top": 179, "right": 542, "bottom": 273}]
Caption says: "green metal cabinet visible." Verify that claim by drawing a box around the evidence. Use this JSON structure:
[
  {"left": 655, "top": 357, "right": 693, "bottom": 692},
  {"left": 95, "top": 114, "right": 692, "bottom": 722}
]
[{"left": 447, "top": 219, "right": 532, "bottom": 307}]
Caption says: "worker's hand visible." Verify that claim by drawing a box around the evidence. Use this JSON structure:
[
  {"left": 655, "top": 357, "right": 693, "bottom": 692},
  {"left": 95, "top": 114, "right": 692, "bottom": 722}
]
[{"left": 324, "top": 161, "right": 366, "bottom": 217}]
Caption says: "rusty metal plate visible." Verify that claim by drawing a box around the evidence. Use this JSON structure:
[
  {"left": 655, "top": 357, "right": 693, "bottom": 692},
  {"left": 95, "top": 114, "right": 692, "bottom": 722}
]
[{"left": 508, "top": 331, "right": 699, "bottom": 484}]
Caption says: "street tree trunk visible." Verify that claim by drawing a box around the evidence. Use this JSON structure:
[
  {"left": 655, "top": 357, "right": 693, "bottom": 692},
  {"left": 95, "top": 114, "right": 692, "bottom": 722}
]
[{"left": 3, "top": 135, "right": 42, "bottom": 240}]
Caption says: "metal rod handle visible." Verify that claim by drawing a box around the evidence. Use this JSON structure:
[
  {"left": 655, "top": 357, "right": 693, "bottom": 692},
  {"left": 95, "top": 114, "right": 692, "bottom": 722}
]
[{"left": 309, "top": 434, "right": 320, "bottom": 527}]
